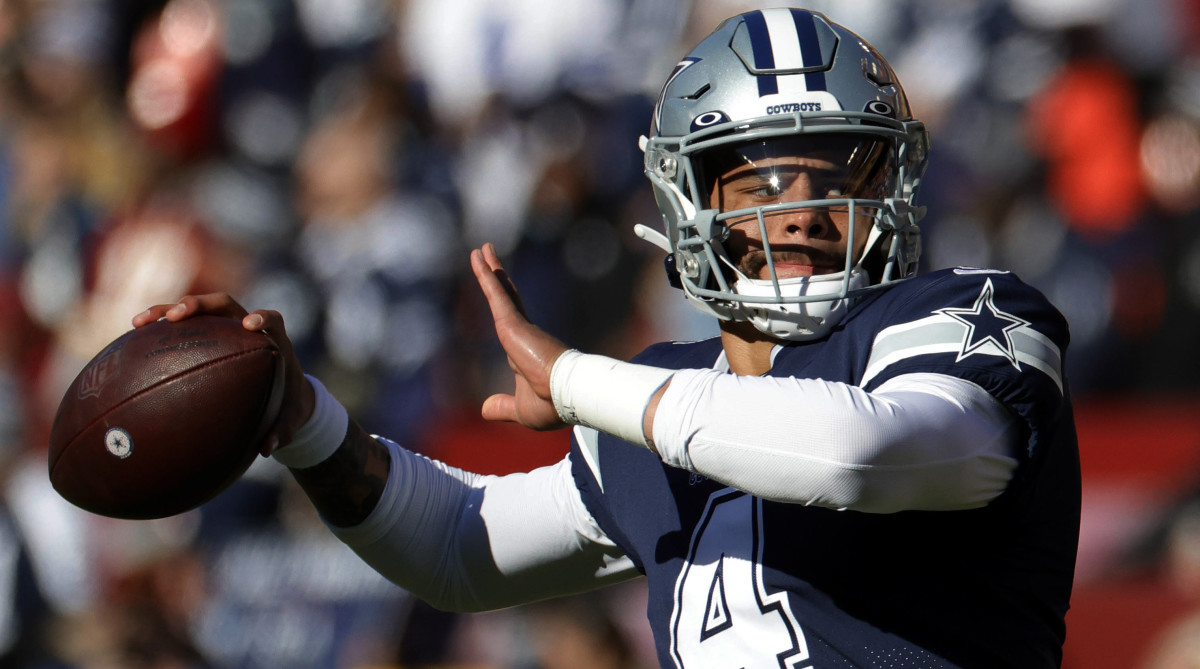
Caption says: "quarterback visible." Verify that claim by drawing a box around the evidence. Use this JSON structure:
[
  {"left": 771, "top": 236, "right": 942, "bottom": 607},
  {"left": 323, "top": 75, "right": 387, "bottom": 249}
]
[{"left": 136, "top": 9, "right": 1079, "bottom": 668}]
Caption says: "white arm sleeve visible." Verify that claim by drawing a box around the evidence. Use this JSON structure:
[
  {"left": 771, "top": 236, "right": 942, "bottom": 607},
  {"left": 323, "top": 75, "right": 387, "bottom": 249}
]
[
  {"left": 328, "top": 438, "right": 638, "bottom": 612},
  {"left": 651, "top": 371, "right": 1020, "bottom": 513}
]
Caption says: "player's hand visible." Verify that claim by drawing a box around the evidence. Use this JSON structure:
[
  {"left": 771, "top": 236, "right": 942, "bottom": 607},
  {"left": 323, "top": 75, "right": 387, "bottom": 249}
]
[
  {"left": 471, "top": 243, "right": 569, "bottom": 431},
  {"left": 132, "top": 293, "right": 315, "bottom": 456}
]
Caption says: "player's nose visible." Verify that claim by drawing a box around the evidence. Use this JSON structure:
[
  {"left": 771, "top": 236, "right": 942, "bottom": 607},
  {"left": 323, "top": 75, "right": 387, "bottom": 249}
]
[{"left": 764, "top": 206, "right": 831, "bottom": 242}]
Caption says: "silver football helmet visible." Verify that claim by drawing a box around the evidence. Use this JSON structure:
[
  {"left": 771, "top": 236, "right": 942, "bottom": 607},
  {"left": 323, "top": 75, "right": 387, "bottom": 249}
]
[{"left": 638, "top": 8, "right": 930, "bottom": 341}]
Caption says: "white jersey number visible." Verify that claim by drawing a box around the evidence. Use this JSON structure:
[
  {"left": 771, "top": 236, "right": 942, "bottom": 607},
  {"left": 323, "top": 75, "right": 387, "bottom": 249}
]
[{"left": 669, "top": 489, "right": 811, "bottom": 669}]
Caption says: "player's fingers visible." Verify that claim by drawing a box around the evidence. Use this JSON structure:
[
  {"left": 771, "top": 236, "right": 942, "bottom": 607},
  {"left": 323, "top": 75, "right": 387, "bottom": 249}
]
[
  {"left": 472, "top": 245, "right": 530, "bottom": 321},
  {"left": 132, "top": 303, "right": 175, "bottom": 327},
  {"left": 163, "top": 293, "right": 249, "bottom": 322},
  {"left": 245, "top": 309, "right": 295, "bottom": 359},
  {"left": 480, "top": 241, "right": 502, "bottom": 270},
  {"left": 481, "top": 243, "right": 529, "bottom": 317},
  {"left": 244, "top": 309, "right": 283, "bottom": 334},
  {"left": 471, "top": 248, "right": 523, "bottom": 323},
  {"left": 244, "top": 309, "right": 306, "bottom": 447},
  {"left": 481, "top": 393, "right": 518, "bottom": 423}
]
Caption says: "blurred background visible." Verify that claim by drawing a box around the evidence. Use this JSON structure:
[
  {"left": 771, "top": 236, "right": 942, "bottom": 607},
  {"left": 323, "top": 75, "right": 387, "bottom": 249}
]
[{"left": 1, "top": 0, "right": 1199, "bottom": 666}]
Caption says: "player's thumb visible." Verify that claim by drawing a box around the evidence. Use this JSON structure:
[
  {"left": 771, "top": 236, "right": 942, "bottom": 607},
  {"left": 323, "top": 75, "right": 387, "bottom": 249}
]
[{"left": 481, "top": 394, "right": 518, "bottom": 423}]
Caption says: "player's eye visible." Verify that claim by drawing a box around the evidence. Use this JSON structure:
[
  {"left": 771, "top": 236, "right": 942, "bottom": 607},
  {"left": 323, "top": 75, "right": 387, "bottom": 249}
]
[
  {"left": 739, "top": 172, "right": 796, "bottom": 199},
  {"left": 747, "top": 175, "right": 785, "bottom": 198}
]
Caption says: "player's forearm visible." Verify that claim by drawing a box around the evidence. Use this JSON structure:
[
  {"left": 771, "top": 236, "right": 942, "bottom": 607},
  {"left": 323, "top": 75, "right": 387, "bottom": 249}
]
[
  {"left": 287, "top": 421, "right": 389, "bottom": 527},
  {"left": 267, "top": 375, "right": 386, "bottom": 526},
  {"left": 332, "top": 440, "right": 637, "bottom": 611}
]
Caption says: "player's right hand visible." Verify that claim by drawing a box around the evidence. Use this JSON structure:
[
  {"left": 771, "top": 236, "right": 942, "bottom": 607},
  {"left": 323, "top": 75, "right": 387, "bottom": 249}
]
[
  {"left": 471, "top": 243, "right": 569, "bottom": 431},
  {"left": 133, "top": 293, "right": 315, "bottom": 457}
]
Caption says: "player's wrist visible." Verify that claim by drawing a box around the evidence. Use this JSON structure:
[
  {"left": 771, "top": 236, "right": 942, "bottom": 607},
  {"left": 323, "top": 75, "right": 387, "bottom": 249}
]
[
  {"left": 271, "top": 374, "right": 349, "bottom": 469},
  {"left": 549, "top": 349, "right": 674, "bottom": 448}
]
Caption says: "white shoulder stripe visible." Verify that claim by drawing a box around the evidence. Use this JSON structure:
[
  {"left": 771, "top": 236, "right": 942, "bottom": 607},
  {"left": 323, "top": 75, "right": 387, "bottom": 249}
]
[{"left": 862, "top": 313, "right": 1064, "bottom": 393}]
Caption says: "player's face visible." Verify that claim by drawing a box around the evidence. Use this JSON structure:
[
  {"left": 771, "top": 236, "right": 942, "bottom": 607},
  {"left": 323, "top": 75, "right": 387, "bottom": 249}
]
[{"left": 704, "top": 137, "right": 887, "bottom": 280}]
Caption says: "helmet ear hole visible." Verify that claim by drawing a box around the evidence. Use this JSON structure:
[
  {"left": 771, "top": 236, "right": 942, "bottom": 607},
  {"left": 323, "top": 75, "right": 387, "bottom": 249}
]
[
  {"left": 663, "top": 254, "right": 683, "bottom": 289},
  {"left": 863, "top": 230, "right": 891, "bottom": 284}
]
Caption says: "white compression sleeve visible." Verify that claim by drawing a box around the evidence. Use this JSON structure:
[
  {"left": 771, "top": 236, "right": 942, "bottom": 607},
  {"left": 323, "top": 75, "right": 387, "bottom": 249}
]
[
  {"left": 328, "top": 439, "right": 637, "bottom": 612},
  {"left": 651, "top": 371, "right": 1019, "bottom": 513}
]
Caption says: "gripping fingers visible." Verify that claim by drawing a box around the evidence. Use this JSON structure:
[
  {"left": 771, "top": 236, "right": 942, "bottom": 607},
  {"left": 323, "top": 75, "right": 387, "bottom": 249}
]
[
  {"left": 173, "top": 294, "right": 248, "bottom": 320},
  {"left": 132, "top": 304, "right": 175, "bottom": 327},
  {"left": 133, "top": 293, "right": 251, "bottom": 328},
  {"left": 244, "top": 309, "right": 280, "bottom": 332}
]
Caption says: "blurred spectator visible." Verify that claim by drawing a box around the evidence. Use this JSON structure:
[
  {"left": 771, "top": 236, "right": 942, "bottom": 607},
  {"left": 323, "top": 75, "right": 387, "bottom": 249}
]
[
  {"left": 1027, "top": 27, "right": 1147, "bottom": 238},
  {"left": 1140, "top": 612, "right": 1200, "bottom": 669},
  {"left": 188, "top": 477, "right": 409, "bottom": 669},
  {"left": 0, "top": 488, "right": 53, "bottom": 665},
  {"left": 1133, "top": 498, "right": 1200, "bottom": 668},
  {"left": 291, "top": 76, "right": 460, "bottom": 447}
]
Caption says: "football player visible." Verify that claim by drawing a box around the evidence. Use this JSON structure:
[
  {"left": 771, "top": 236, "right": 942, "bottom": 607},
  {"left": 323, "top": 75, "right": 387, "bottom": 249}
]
[{"left": 136, "top": 9, "right": 1079, "bottom": 668}]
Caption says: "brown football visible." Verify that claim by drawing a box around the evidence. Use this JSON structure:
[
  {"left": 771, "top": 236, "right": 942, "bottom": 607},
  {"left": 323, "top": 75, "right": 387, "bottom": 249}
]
[{"left": 48, "top": 315, "right": 284, "bottom": 520}]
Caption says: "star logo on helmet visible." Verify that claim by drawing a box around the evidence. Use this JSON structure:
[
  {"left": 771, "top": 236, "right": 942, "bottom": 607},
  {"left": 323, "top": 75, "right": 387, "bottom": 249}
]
[{"left": 936, "top": 278, "right": 1029, "bottom": 369}]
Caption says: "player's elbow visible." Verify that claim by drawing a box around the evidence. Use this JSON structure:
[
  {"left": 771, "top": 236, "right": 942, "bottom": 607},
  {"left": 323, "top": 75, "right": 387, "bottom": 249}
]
[
  {"left": 841, "top": 448, "right": 1018, "bottom": 513},
  {"left": 836, "top": 407, "right": 1020, "bottom": 512},
  {"left": 698, "top": 434, "right": 1018, "bottom": 514}
]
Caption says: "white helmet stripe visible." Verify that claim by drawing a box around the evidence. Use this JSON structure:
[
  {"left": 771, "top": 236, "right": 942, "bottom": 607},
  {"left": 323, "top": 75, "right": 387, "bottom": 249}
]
[
  {"left": 761, "top": 8, "right": 810, "bottom": 94},
  {"left": 761, "top": 8, "right": 807, "bottom": 71}
]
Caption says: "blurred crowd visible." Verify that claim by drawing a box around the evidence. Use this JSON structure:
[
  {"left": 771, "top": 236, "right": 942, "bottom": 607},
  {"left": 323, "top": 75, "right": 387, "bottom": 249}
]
[{"left": 2, "top": 0, "right": 1200, "bottom": 667}]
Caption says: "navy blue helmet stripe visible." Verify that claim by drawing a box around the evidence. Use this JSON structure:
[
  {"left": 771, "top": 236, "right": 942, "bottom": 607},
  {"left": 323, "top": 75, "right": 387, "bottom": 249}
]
[
  {"left": 791, "top": 9, "right": 827, "bottom": 91},
  {"left": 743, "top": 11, "right": 779, "bottom": 96}
]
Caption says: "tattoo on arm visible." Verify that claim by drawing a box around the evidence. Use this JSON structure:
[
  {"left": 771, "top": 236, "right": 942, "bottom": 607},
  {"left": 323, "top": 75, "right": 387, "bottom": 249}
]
[{"left": 288, "top": 420, "right": 391, "bottom": 527}]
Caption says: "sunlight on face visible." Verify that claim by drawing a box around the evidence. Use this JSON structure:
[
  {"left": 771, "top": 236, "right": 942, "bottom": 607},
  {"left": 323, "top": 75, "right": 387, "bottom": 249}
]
[
  {"left": 696, "top": 136, "right": 891, "bottom": 280},
  {"left": 708, "top": 155, "right": 872, "bottom": 280}
]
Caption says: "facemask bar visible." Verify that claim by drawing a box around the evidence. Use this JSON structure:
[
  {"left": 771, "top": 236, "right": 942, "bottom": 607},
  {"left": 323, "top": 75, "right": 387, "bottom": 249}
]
[{"left": 684, "top": 198, "right": 886, "bottom": 305}]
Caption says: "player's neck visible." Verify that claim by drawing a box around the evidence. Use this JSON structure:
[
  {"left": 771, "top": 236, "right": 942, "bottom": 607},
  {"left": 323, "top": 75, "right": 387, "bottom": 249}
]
[{"left": 719, "top": 321, "right": 779, "bottom": 376}]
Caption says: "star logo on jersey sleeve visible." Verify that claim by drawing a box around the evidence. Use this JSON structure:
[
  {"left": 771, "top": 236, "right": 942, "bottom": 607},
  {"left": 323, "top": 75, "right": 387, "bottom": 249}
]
[{"left": 935, "top": 278, "right": 1030, "bottom": 369}]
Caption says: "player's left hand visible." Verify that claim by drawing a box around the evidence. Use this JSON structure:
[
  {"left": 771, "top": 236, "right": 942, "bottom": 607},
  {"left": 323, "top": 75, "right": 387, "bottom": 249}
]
[{"left": 471, "top": 243, "right": 569, "bottom": 431}]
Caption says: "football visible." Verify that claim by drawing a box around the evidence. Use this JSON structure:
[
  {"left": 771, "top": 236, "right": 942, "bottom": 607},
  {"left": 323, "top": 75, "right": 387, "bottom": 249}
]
[{"left": 48, "top": 315, "right": 284, "bottom": 520}]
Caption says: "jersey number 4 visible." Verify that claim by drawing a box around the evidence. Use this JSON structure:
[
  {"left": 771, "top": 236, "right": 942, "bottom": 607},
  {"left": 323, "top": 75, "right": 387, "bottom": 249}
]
[{"left": 669, "top": 490, "right": 811, "bottom": 669}]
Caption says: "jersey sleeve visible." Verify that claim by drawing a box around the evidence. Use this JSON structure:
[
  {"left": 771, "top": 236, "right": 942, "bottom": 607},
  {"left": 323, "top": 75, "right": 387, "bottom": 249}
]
[
  {"left": 860, "top": 269, "right": 1069, "bottom": 461},
  {"left": 330, "top": 437, "right": 638, "bottom": 612}
]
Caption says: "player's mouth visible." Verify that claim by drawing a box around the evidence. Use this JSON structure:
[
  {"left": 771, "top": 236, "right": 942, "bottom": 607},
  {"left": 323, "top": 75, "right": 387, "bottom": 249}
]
[{"left": 740, "top": 249, "right": 844, "bottom": 279}]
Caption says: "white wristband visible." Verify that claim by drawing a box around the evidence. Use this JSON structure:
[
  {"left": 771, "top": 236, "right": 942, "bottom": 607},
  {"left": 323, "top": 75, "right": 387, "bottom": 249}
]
[
  {"left": 271, "top": 374, "right": 349, "bottom": 469},
  {"left": 549, "top": 349, "right": 674, "bottom": 448}
]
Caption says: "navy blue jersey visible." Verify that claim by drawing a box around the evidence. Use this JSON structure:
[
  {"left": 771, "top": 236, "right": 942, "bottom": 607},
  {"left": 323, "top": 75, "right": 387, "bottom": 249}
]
[{"left": 569, "top": 268, "right": 1080, "bottom": 669}]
